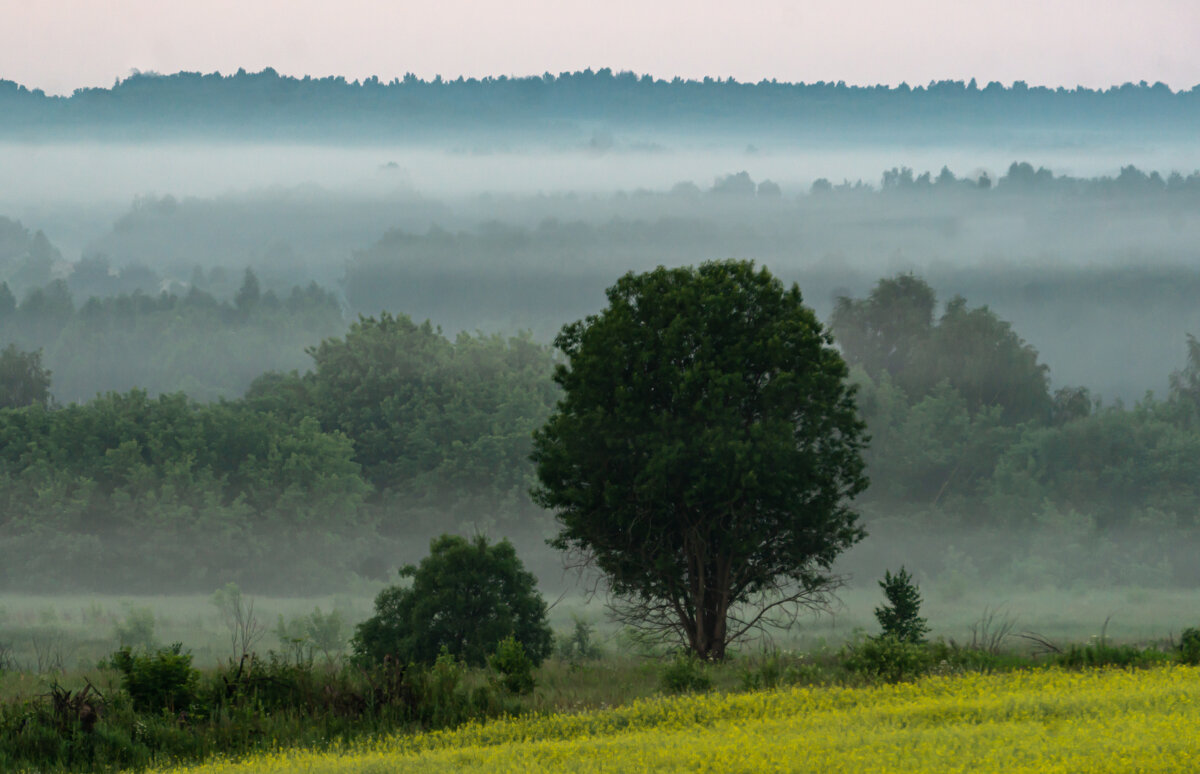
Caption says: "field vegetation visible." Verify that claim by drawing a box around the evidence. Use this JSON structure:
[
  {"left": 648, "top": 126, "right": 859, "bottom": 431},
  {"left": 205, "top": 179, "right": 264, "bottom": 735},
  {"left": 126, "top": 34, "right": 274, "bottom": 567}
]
[{"left": 13, "top": 664, "right": 1197, "bottom": 773}]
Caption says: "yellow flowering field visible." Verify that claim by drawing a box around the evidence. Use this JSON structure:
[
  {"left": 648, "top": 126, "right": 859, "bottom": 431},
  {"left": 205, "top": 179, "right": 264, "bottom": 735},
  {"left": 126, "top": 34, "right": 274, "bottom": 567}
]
[{"left": 150, "top": 666, "right": 1199, "bottom": 773}]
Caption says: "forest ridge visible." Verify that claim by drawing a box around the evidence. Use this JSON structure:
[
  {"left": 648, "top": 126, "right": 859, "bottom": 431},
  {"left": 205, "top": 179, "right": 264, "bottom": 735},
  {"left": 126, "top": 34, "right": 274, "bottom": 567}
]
[{"left": 1, "top": 69, "right": 1198, "bottom": 141}]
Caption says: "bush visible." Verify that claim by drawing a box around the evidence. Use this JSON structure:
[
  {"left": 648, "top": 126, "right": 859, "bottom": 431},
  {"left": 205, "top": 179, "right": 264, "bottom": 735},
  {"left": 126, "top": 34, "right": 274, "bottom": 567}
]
[
  {"left": 739, "top": 651, "right": 825, "bottom": 690},
  {"left": 109, "top": 643, "right": 200, "bottom": 715},
  {"left": 1180, "top": 628, "right": 1200, "bottom": 665},
  {"left": 352, "top": 534, "right": 553, "bottom": 668},
  {"left": 490, "top": 635, "right": 536, "bottom": 695},
  {"left": 659, "top": 653, "right": 713, "bottom": 694},
  {"left": 400, "top": 647, "right": 514, "bottom": 728},
  {"left": 841, "top": 635, "right": 932, "bottom": 682}
]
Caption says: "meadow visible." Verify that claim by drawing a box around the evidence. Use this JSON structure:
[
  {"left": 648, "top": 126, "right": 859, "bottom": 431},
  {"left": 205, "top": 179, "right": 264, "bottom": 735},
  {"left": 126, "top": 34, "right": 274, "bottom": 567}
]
[
  {"left": 143, "top": 666, "right": 1200, "bottom": 774},
  {"left": 3, "top": 583, "right": 1195, "bottom": 675}
]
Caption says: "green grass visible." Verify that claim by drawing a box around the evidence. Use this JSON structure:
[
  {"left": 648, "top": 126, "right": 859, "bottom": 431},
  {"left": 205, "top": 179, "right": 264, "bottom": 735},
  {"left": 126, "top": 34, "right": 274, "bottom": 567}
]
[{"left": 1, "top": 582, "right": 1195, "bottom": 680}]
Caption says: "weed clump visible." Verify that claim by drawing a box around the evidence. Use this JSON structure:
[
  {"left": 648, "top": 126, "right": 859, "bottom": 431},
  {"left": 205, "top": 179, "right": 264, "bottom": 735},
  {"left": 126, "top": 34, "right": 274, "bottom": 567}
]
[{"left": 659, "top": 653, "right": 713, "bottom": 694}]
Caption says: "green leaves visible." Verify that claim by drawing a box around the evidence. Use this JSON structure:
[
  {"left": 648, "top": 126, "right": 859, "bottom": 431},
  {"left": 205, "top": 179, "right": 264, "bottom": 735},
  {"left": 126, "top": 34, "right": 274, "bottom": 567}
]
[
  {"left": 874, "top": 567, "right": 929, "bottom": 643},
  {"left": 352, "top": 535, "right": 553, "bottom": 669},
  {"left": 533, "top": 260, "right": 868, "bottom": 659},
  {"left": 300, "top": 314, "right": 559, "bottom": 523}
]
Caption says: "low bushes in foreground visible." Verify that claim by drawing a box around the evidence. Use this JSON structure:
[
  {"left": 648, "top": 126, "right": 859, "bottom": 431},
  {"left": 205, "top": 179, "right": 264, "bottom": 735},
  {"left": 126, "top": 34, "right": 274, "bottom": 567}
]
[
  {"left": 1, "top": 627, "right": 1194, "bottom": 773},
  {"left": 0, "top": 646, "right": 523, "bottom": 773}
]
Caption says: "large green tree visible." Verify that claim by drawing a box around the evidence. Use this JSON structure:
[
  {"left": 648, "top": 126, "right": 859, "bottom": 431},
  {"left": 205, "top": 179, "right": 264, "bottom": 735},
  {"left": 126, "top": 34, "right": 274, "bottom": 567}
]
[{"left": 532, "top": 260, "right": 868, "bottom": 660}]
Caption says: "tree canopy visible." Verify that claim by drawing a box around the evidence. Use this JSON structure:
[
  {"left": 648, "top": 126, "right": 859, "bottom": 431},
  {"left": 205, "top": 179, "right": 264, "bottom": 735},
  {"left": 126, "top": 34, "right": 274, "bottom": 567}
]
[
  {"left": 831, "top": 275, "right": 1051, "bottom": 424},
  {"left": 532, "top": 260, "right": 868, "bottom": 659}
]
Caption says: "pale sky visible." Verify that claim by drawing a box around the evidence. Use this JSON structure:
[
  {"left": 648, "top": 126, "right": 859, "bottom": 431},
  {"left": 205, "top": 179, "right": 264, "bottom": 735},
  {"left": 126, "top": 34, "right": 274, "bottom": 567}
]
[{"left": 2, "top": 0, "right": 1198, "bottom": 96}]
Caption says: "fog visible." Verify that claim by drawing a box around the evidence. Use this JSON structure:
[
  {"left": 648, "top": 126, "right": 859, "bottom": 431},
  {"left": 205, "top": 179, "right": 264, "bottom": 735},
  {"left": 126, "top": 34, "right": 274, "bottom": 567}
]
[
  {"left": 4, "top": 137, "right": 1199, "bottom": 204},
  {"left": 6, "top": 138, "right": 1197, "bottom": 401},
  {"left": 2, "top": 78, "right": 1200, "bottom": 656}
]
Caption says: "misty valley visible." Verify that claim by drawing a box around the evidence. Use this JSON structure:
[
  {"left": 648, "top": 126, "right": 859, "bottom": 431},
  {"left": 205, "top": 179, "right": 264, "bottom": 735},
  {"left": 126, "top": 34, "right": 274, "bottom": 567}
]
[{"left": 2, "top": 72, "right": 1200, "bottom": 772}]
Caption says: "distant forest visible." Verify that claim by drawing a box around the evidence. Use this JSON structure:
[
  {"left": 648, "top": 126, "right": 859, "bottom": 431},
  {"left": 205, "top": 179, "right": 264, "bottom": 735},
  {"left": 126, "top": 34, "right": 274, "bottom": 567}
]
[
  {"left": 1, "top": 69, "right": 1197, "bottom": 141},
  {"left": 3, "top": 154, "right": 1200, "bottom": 404},
  {"left": 1, "top": 272, "right": 1199, "bottom": 595}
]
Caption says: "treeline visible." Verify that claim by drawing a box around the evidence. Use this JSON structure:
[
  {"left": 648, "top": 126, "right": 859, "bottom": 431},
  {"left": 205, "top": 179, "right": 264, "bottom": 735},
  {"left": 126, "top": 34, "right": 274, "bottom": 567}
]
[
  {"left": 0, "top": 219, "right": 345, "bottom": 402},
  {"left": 2, "top": 69, "right": 1197, "bottom": 141},
  {"left": 0, "top": 314, "right": 557, "bottom": 592},
  {"left": 340, "top": 213, "right": 1200, "bottom": 405},
  {"left": 0, "top": 277, "right": 342, "bottom": 404},
  {"left": 819, "top": 161, "right": 1200, "bottom": 197},
  {"left": 836, "top": 276, "right": 1200, "bottom": 587},
  {"left": 4, "top": 269, "right": 1200, "bottom": 592}
]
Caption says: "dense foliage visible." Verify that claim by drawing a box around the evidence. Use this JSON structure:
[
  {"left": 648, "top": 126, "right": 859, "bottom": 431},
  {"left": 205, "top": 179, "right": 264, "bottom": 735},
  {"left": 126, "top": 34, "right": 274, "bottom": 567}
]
[
  {"left": 0, "top": 342, "right": 52, "bottom": 408},
  {"left": 533, "top": 260, "right": 868, "bottom": 659},
  {"left": 0, "top": 259, "right": 1198, "bottom": 591},
  {"left": 0, "top": 391, "right": 369, "bottom": 592},
  {"left": 0, "top": 646, "right": 527, "bottom": 773},
  {"left": 246, "top": 314, "right": 560, "bottom": 537},
  {"left": 873, "top": 568, "right": 929, "bottom": 643},
  {"left": 0, "top": 312, "right": 559, "bottom": 593},
  {"left": 352, "top": 535, "right": 553, "bottom": 668},
  {"left": 831, "top": 274, "right": 1052, "bottom": 423}
]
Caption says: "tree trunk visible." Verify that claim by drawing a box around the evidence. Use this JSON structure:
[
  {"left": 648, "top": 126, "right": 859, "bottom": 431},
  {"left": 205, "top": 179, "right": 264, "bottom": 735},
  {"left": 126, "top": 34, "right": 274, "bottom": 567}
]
[{"left": 685, "top": 545, "right": 732, "bottom": 660}]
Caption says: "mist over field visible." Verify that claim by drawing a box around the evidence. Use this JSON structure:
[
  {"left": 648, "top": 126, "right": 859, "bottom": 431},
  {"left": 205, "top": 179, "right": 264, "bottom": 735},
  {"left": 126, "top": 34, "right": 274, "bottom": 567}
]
[
  {"left": 5, "top": 137, "right": 1199, "bottom": 403},
  {"left": 2, "top": 71, "right": 1200, "bottom": 662}
]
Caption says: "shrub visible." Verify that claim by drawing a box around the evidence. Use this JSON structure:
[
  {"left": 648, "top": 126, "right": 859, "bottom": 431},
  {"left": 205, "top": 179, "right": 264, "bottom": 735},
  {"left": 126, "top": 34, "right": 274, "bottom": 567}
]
[
  {"left": 1053, "top": 638, "right": 1171, "bottom": 669},
  {"left": 352, "top": 534, "right": 553, "bottom": 668},
  {"left": 875, "top": 567, "right": 929, "bottom": 643},
  {"left": 841, "top": 635, "right": 932, "bottom": 682},
  {"left": 490, "top": 635, "right": 536, "bottom": 694},
  {"left": 400, "top": 647, "right": 513, "bottom": 728},
  {"left": 739, "top": 651, "right": 825, "bottom": 690},
  {"left": 1179, "top": 628, "right": 1200, "bottom": 665},
  {"left": 109, "top": 643, "right": 200, "bottom": 715},
  {"left": 659, "top": 653, "right": 713, "bottom": 694}
]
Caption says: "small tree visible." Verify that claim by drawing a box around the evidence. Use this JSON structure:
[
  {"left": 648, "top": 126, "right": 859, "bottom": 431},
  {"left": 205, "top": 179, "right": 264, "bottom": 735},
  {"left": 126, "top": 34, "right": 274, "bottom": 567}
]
[
  {"left": 874, "top": 567, "right": 929, "bottom": 643},
  {"left": 489, "top": 635, "right": 536, "bottom": 694},
  {"left": 0, "top": 344, "right": 52, "bottom": 408},
  {"left": 211, "top": 583, "right": 266, "bottom": 660},
  {"left": 353, "top": 534, "right": 553, "bottom": 667}
]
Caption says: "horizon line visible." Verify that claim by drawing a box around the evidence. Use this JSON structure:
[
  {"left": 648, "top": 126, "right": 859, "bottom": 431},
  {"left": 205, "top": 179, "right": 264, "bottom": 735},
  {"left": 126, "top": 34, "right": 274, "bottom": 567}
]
[{"left": 5, "top": 67, "right": 1199, "bottom": 98}]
